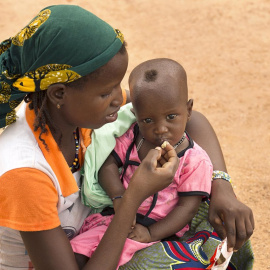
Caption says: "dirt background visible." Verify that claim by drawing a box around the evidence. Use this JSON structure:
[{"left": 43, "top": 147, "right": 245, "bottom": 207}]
[{"left": 0, "top": 0, "right": 269, "bottom": 268}]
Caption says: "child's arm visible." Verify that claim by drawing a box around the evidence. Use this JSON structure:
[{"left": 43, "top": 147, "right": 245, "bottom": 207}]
[
  {"left": 99, "top": 154, "right": 136, "bottom": 227},
  {"left": 128, "top": 195, "right": 203, "bottom": 243},
  {"left": 98, "top": 154, "right": 125, "bottom": 211}
]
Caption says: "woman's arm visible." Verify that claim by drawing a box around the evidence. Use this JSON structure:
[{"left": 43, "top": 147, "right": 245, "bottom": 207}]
[
  {"left": 186, "top": 111, "right": 254, "bottom": 251},
  {"left": 186, "top": 111, "right": 226, "bottom": 171},
  {"left": 20, "top": 143, "right": 179, "bottom": 270}
]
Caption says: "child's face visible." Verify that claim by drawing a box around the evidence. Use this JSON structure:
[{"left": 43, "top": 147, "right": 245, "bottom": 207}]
[{"left": 133, "top": 80, "right": 192, "bottom": 147}]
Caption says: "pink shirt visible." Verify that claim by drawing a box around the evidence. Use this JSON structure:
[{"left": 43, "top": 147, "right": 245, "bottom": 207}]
[{"left": 113, "top": 124, "right": 213, "bottom": 227}]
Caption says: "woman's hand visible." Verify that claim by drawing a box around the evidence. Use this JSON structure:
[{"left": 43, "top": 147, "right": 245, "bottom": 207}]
[
  {"left": 127, "top": 142, "right": 179, "bottom": 205},
  {"left": 209, "top": 179, "right": 255, "bottom": 252}
]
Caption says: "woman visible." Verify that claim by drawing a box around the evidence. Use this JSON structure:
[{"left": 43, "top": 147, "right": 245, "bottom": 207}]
[{"left": 0, "top": 5, "right": 253, "bottom": 270}]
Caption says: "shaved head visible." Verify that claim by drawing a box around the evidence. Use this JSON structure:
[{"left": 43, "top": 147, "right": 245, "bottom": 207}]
[{"left": 129, "top": 58, "right": 188, "bottom": 105}]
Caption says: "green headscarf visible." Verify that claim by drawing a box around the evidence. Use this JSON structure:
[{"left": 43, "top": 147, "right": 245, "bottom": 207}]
[{"left": 0, "top": 5, "right": 124, "bottom": 128}]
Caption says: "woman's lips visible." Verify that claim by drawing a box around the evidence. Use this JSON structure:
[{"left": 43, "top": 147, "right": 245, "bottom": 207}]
[{"left": 105, "top": 111, "right": 118, "bottom": 122}]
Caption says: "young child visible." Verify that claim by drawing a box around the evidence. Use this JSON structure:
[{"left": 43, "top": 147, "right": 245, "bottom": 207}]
[{"left": 71, "top": 58, "right": 213, "bottom": 268}]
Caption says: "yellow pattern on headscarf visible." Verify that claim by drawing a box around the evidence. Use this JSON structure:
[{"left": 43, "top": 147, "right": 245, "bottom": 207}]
[
  {"left": 13, "top": 64, "right": 81, "bottom": 92},
  {"left": 12, "top": 9, "right": 51, "bottom": 46},
  {"left": 9, "top": 100, "right": 21, "bottom": 110},
  {"left": 0, "top": 82, "right": 11, "bottom": 103},
  {"left": 114, "top": 29, "right": 124, "bottom": 43},
  {"left": 5, "top": 110, "right": 16, "bottom": 126},
  {"left": 0, "top": 39, "right": 11, "bottom": 55},
  {"left": 2, "top": 70, "right": 21, "bottom": 80}
]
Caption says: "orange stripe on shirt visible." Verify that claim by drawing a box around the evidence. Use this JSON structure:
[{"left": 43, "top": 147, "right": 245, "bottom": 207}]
[{"left": 25, "top": 105, "right": 79, "bottom": 197}]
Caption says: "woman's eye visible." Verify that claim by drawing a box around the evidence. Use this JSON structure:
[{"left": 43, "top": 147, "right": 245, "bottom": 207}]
[
  {"left": 101, "top": 92, "right": 112, "bottom": 98},
  {"left": 167, "top": 114, "right": 177, "bottom": 120},
  {"left": 143, "top": 118, "right": 152, "bottom": 124}
]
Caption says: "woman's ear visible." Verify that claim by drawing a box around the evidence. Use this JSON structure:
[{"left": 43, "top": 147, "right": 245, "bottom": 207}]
[
  {"left": 46, "top": 84, "right": 67, "bottom": 107},
  {"left": 187, "top": 99, "right": 193, "bottom": 120}
]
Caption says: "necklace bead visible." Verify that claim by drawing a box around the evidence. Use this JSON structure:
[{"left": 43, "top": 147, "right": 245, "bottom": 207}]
[
  {"left": 173, "top": 133, "right": 186, "bottom": 149},
  {"left": 69, "top": 128, "right": 80, "bottom": 171}
]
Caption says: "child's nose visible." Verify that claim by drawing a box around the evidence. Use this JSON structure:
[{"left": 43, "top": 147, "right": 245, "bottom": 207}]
[{"left": 154, "top": 124, "right": 168, "bottom": 134}]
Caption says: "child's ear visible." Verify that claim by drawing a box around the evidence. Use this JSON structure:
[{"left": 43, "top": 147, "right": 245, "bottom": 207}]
[
  {"left": 130, "top": 107, "right": 136, "bottom": 116},
  {"left": 187, "top": 99, "right": 193, "bottom": 121}
]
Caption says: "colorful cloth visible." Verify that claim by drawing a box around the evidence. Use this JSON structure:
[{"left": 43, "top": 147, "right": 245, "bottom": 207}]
[
  {"left": 119, "top": 199, "right": 254, "bottom": 270},
  {"left": 0, "top": 5, "right": 124, "bottom": 128}
]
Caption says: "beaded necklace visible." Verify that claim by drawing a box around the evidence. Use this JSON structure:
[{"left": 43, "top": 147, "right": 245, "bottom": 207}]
[
  {"left": 69, "top": 128, "right": 80, "bottom": 172},
  {"left": 136, "top": 132, "right": 186, "bottom": 152}
]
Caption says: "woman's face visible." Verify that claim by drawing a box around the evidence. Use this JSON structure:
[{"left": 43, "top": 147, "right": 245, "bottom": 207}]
[{"left": 62, "top": 51, "right": 128, "bottom": 129}]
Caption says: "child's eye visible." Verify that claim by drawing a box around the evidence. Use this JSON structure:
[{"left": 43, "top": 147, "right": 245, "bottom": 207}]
[
  {"left": 167, "top": 114, "right": 177, "bottom": 120},
  {"left": 143, "top": 118, "right": 153, "bottom": 124}
]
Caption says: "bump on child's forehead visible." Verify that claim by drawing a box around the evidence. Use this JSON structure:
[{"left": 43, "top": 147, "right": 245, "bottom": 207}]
[
  {"left": 144, "top": 69, "right": 158, "bottom": 82},
  {"left": 130, "top": 58, "right": 188, "bottom": 99}
]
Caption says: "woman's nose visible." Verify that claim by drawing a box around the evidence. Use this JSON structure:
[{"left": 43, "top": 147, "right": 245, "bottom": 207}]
[{"left": 111, "top": 85, "right": 123, "bottom": 107}]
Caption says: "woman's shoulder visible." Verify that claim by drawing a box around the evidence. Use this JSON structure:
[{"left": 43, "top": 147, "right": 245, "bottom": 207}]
[
  {"left": 0, "top": 111, "right": 40, "bottom": 175},
  {"left": 0, "top": 103, "right": 57, "bottom": 177}
]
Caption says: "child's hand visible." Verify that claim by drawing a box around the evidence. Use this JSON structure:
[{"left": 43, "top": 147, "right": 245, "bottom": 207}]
[{"left": 128, "top": 224, "right": 151, "bottom": 243}]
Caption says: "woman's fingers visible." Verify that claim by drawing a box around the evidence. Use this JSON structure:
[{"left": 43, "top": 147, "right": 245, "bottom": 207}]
[
  {"left": 244, "top": 214, "right": 255, "bottom": 244},
  {"left": 233, "top": 209, "right": 255, "bottom": 251},
  {"left": 128, "top": 143, "right": 178, "bottom": 203},
  {"left": 209, "top": 213, "right": 227, "bottom": 241},
  {"left": 225, "top": 211, "right": 253, "bottom": 252},
  {"left": 209, "top": 202, "right": 255, "bottom": 252},
  {"left": 223, "top": 215, "right": 237, "bottom": 252}
]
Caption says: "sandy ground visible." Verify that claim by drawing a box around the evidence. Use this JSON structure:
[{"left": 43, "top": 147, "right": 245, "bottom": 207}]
[{"left": 0, "top": 0, "right": 269, "bottom": 269}]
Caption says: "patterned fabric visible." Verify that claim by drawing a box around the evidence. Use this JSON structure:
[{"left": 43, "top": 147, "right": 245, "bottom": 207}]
[
  {"left": 0, "top": 5, "right": 124, "bottom": 128},
  {"left": 119, "top": 200, "right": 254, "bottom": 270}
]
